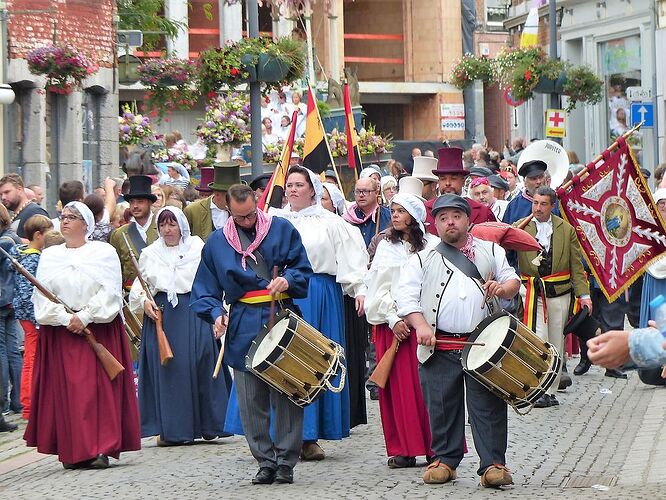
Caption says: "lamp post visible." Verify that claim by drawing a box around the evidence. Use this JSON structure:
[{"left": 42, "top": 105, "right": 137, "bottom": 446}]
[
  {"left": 548, "top": 0, "right": 560, "bottom": 144},
  {"left": 247, "top": 0, "right": 264, "bottom": 177}
]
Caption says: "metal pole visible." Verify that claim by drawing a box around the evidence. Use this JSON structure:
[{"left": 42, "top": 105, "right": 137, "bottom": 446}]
[
  {"left": 650, "top": 0, "right": 660, "bottom": 173},
  {"left": 548, "top": 0, "right": 560, "bottom": 143},
  {"left": 246, "top": 0, "right": 263, "bottom": 177}
]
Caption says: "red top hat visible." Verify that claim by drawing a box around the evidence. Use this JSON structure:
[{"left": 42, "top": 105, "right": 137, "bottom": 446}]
[
  {"left": 432, "top": 147, "right": 468, "bottom": 176},
  {"left": 196, "top": 167, "right": 214, "bottom": 192}
]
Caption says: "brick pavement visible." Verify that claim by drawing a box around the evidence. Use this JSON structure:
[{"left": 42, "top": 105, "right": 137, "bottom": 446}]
[{"left": 0, "top": 362, "right": 664, "bottom": 499}]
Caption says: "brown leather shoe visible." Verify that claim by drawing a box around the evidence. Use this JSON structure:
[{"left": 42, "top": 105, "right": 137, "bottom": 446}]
[
  {"left": 300, "top": 441, "right": 325, "bottom": 461},
  {"left": 422, "top": 460, "right": 457, "bottom": 484},
  {"left": 480, "top": 464, "right": 513, "bottom": 488}
]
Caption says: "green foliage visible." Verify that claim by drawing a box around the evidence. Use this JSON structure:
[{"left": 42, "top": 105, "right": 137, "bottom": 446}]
[
  {"left": 562, "top": 66, "right": 604, "bottom": 112},
  {"left": 117, "top": 0, "right": 185, "bottom": 50}
]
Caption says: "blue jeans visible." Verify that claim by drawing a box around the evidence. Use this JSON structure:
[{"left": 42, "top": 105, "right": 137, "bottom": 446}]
[{"left": 0, "top": 308, "right": 23, "bottom": 412}]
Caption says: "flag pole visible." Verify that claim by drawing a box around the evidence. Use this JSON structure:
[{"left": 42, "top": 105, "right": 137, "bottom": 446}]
[
  {"left": 307, "top": 81, "right": 343, "bottom": 188},
  {"left": 517, "top": 122, "right": 644, "bottom": 230},
  {"left": 262, "top": 110, "right": 299, "bottom": 212}
]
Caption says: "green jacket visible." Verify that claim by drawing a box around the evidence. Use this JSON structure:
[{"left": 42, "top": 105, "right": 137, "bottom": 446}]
[
  {"left": 109, "top": 220, "right": 158, "bottom": 287},
  {"left": 184, "top": 196, "right": 216, "bottom": 242},
  {"left": 516, "top": 214, "right": 590, "bottom": 298}
]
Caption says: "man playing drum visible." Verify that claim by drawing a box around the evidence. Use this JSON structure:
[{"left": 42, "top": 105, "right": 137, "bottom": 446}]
[
  {"left": 190, "top": 183, "right": 313, "bottom": 485},
  {"left": 395, "top": 194, "right": 520, "bottom": 488}
]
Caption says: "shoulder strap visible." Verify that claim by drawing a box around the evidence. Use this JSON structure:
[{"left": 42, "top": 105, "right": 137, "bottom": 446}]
[
  {"left": 435, "top": 241, "right": 483, "bottom": 280},
  {"left": 126, "top": 223, "right": 147, "bottom": 254},
  {"left": 237, "top": 228, "right": 271, "bottom": 282}
]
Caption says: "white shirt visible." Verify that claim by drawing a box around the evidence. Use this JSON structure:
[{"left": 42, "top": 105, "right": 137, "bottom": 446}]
[
  {"left": 271, "top": 207, "right": 369, "bottom": 298},
  {"left": 397, "top": 239, "right": 519, "bottom": 333},
  {"left": 210, "top": 198, "right": 229, "bottom": 230},
  {"left": 534, "top": 216, "right": 553, "bottom": 252},
  {"left": 491, "top": 199, "right": 508, "bottom": 221},
  {"left": 130, "top": 213, "right": 154, "bottom": 243}
]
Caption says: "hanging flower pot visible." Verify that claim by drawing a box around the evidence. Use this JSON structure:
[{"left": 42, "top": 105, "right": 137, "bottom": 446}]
[
  {"left": 27, "top": 45, "right": 98, "bottom": 94},
  {"left": 533, "top": 72, "right": 567, "bottom": 94},
  {"left": 240, "top": 54, "right": 258, "bottom": 82},
  {"left": 256, "top": 53, "right": 289, "bottom": 82}
]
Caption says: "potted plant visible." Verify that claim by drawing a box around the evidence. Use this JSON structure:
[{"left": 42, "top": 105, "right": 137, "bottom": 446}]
[
  {"left": 263, "top": 140, "right": 283, "bottom": 164},
  {"left": 118, "top": 103, "right": 154, "bottom": 147},
  {"left": 562, "top": 65, "right": 604, "bottom": 112},
  {"left": 27, "top": 45, "right": 99, "bottom": 94},
  {"left": 449, "top": 54, "right": 495, "bottom": 89},
  {"left": 198, "top": 42, "right": 250, "bottom": 97},
  {"left": 137, "top": 58, "right": 200, "bottom": 122},
  {"left": 358, "top": 123, "right": 393, "bottom": 162},
  {"left": 196, "top": 92, "right": 251, "bottom": 161}
]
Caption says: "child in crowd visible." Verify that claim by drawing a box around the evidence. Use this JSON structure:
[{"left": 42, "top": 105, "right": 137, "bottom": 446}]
[{"left": 10, "top": 215, "right": 53, "bottom": 420}]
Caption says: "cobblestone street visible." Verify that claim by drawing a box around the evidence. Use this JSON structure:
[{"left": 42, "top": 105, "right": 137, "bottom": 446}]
[{"left": 0, "top": 362, "right": 664, "bottom": 499}]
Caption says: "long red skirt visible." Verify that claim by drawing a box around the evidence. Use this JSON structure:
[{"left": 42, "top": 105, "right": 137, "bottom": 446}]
[
  {"left": 24, "top": 317, "right": 141, "bottom": 464},
  {"left": 374, "top": 324, "right": 433, "bottom": 458}
]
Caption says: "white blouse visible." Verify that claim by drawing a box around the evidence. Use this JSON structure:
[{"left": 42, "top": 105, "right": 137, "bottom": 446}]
[
  {"left": 33, "top": 242, "right": 123, "bottom": 328},
  {"left": 365, "top": 234, "right": 439, "bottom": 328},
  {"left": 128, "top": 237, "right": 205, "bottom": 313},
  {"left": 273, "top": 208, "right": 369, "bottom": 298}
]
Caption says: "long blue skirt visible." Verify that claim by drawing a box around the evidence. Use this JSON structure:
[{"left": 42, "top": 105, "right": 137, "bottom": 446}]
[
  {"left": 224, "top": 273, "right": 350, "bottom": 440},
  {"left": 640, "top": 274, "right": 666, "bottom": 327},
  {"left": 139, "top": 292, "right": 229, "bottom": 442}
]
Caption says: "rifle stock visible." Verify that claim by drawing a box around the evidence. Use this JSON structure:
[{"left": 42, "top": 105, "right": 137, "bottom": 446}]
[
  {"left": 121, "top": 233, "right": 174, "bottom": 366},
  {"left": 368, "top": 335, "right": 400, "bottom": 389},
  {"left": 0, "top": 246, "right": 124, "bottom": 381}
]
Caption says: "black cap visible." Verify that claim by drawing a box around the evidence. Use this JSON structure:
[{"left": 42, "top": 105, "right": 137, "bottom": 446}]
[
  {"left": 431, "top": 194, "right": 471, "bottom": 218},
  {"left": 518, "top": 160, "right": 547, "bottom": 179},
  {"left": 640, "top": 168, "right": 651, "bottom": 180},
  {"left": 249, "top": 173, "right": 272, "bottom": 191},
  {"left": 488, "top": 174, "right": 509, "bottom": 191},
  {"left": 469, "top": 166, "right": 494, "bottom": 178}
]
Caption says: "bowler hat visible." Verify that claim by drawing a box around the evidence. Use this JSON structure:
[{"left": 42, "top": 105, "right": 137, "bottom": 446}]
[
  {"left": 195, "top": 168, "right": 214, "bottom": 193},
  {"left": 431, "top": 193, "right": 471, "bottom": 218},
  {"left": 411, "top": 157, "right": 439, "bottom": 182},
  {"left": 432, "top": 147, "right": 468, "bottom": 176},
  {"left": 124, "top": 175, "right": 157, "bottom": 203},
  {"left": 209, "top": 163, "right": 241, "bottom": 192},
  {"left": 563, "top": 306, "right": 600, "bottom": 343}
]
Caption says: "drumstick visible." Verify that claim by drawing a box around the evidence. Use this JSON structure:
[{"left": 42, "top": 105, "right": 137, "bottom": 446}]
[
  {"left": 268, "top": 265, "right": 279, "bottom": 332},
  {"left": 212, "top": 339, "right": 225, "bottom": 379},
  {"left": 436, "top": 339, "right": 485, "bottom": 347},
  {"left": 481, "top": 272, "right": 495, "bottom": 309}
]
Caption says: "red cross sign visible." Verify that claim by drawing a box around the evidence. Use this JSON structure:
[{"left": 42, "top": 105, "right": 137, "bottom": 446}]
[{"left": 545, "top": 108, "right": 566, "bottom": 138}]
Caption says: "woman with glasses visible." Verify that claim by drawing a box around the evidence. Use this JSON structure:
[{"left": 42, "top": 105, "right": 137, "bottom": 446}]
[
  {"left": 25, "top": 201, "right": 140, "bottom": 469},
  {"left": 224, "top": 166, "right": 369, "bottom": 461},
  {"left": 129, "top": 206, "right": 228, "bottom": 446},
  {"left": 364, "top": 193, "right": 438, "bottom": 469}
]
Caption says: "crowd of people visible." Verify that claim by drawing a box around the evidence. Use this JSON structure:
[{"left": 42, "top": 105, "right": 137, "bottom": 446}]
[{"left": 0, "top": 137, "right": 663, "bottom": 489}]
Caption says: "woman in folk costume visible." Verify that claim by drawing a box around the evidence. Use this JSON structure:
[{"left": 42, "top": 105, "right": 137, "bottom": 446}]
[
  {"left": 129, "top": 206, "right": 228, "bottom": 445},
  {"left": 25, "top": 201, "right": 140, "bottom": 469},
  {"left": 365, "top": 193, "right": 438, "bottom": 468},
  {"left": 224, "top": 166, "right": 369, "bottom": 460}
]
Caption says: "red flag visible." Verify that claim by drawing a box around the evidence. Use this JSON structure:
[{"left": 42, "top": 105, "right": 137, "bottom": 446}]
[
  {"left": 258, "top": 110, "right": 298, "bottom": 212},
  {"left": 557, "top": 137, "right": 666, "bottom": 301},
  {"left": 343, "top": 83, "right": 362, "bottom": 175}
]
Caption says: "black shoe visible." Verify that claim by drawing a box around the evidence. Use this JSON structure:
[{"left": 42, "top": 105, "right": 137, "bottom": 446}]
[
  {"left": 534, "top": 395, "right": 551, "bottom": 408},
  {"left": 369, "top": 387, "right": 379, "bottom": 401},
  {"left": 275, "top": 465, "right": 294, "bottom": 484},
  {"left": 87, "top": 454, "right": 109, "bottom": 469},
  {"left": 558, "top": 372, "right": 572, "bottom": 391},
  {"left": 0, "top": 418, "right": 17, "bottom": 432},
  {"left": 549, "top": 394, "right": 560, "bottom": 406},
  {"left": 605, "top": 368, "right": 628, "bottom": 379},
  {"left": 252, "top": 467, "right": 276, "bottom": 485},
  {"left": 574, "top": 359, "right": 591, "bottom": 376}
]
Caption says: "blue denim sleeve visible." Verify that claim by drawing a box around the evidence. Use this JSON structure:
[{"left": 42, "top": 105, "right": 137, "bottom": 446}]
[{"left": 628, "top": 327, "right": 666, "bottom": 369}]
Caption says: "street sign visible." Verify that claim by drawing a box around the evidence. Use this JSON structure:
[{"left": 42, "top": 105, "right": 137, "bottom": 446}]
[
  {"left": 545, "top": 109, "right": 566, "bottom": 138},
  {"left": 626, "top": 86, "right": 652, "bottom": 102},
  {"left": 630, "top": 102, "right": 654, "bottom": 128},
  {"left": 503, "top": 87, "right": 525, "bottom": 107},
  {"left": 440, "top": 103, "right": 465, "bottom": 132}
]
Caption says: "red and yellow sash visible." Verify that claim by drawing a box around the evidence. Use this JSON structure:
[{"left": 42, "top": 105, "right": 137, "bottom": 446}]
[
  {"left": 521, "top": 271, "right": 571, "bottom": 330},
  {"left": 238, "top": 289, "right": 290, "bottom": 305}
]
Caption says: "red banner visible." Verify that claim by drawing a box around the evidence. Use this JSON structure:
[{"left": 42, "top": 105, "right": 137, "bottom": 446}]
[{"left": 557, "top": 137, "right": 666, "bottom": 301}]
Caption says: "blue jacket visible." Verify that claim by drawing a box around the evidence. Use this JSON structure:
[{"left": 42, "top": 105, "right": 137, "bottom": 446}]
[
  {"left": 349, "top": 206, "right": 391, "bottom": 248},
  {"left": 0, "top": 230, "right": 21, "bottom": 308},
  {"left": 628, "top": 327, "right": 666, "bottom": 369},
  {"left": 10, "top": 245, "right": 40, "bottom": 322},
  {"left": 190, "top": 219, "right": 313, "bottom": 370}
]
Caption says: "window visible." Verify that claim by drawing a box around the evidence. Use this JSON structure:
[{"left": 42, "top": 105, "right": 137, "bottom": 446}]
[
  {"left": 82, "top": 91, "right": 101, "bottom": 194},
  {"left": 486, "top": 0, "right": 509, "bottom": 29}
]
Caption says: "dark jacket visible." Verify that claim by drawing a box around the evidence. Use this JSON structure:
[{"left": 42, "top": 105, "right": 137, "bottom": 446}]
[{"left": 0, "top": 230, "right": 21, "bottom": 307}]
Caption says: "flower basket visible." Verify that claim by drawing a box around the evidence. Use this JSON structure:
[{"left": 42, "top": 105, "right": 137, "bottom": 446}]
[
  {"left": 450, "top": 54, "right": 495, "bottom": 89},
  {"left": 256, "top": 53, "right": 290, "bottom": 83},
  {"left": 137, "top": 58, "right": 200, "bottom": 122},
  {"left": 533, "top": 72, "right": 567, "bottom": 94},
  {"left": 197, "top": 93, "right": 251, "bottom": 150},
  {"left": 27, "top": 45, "right": 98, "bottom": 94},
  {"left": 118, "top": 103, "right": 154, "bottom": 146}
]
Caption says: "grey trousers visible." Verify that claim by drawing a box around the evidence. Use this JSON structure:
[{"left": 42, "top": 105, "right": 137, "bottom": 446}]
[
  {"left": 419, "top": 350, "right": 508, "bottom": 476},
  {"left": 234, "top": 369, "right": 304, "bottom": 470}
]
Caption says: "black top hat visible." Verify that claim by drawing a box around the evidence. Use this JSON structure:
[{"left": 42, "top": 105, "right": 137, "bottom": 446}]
[
  {"left": 209, "top": 163, "right": 241, "bottom": 192},
  {"left": 563, "top": 306, "right": 600, "bottom": 343},
  {"left": 124, "top": 175, "right": 157, "bottom": 202}
]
